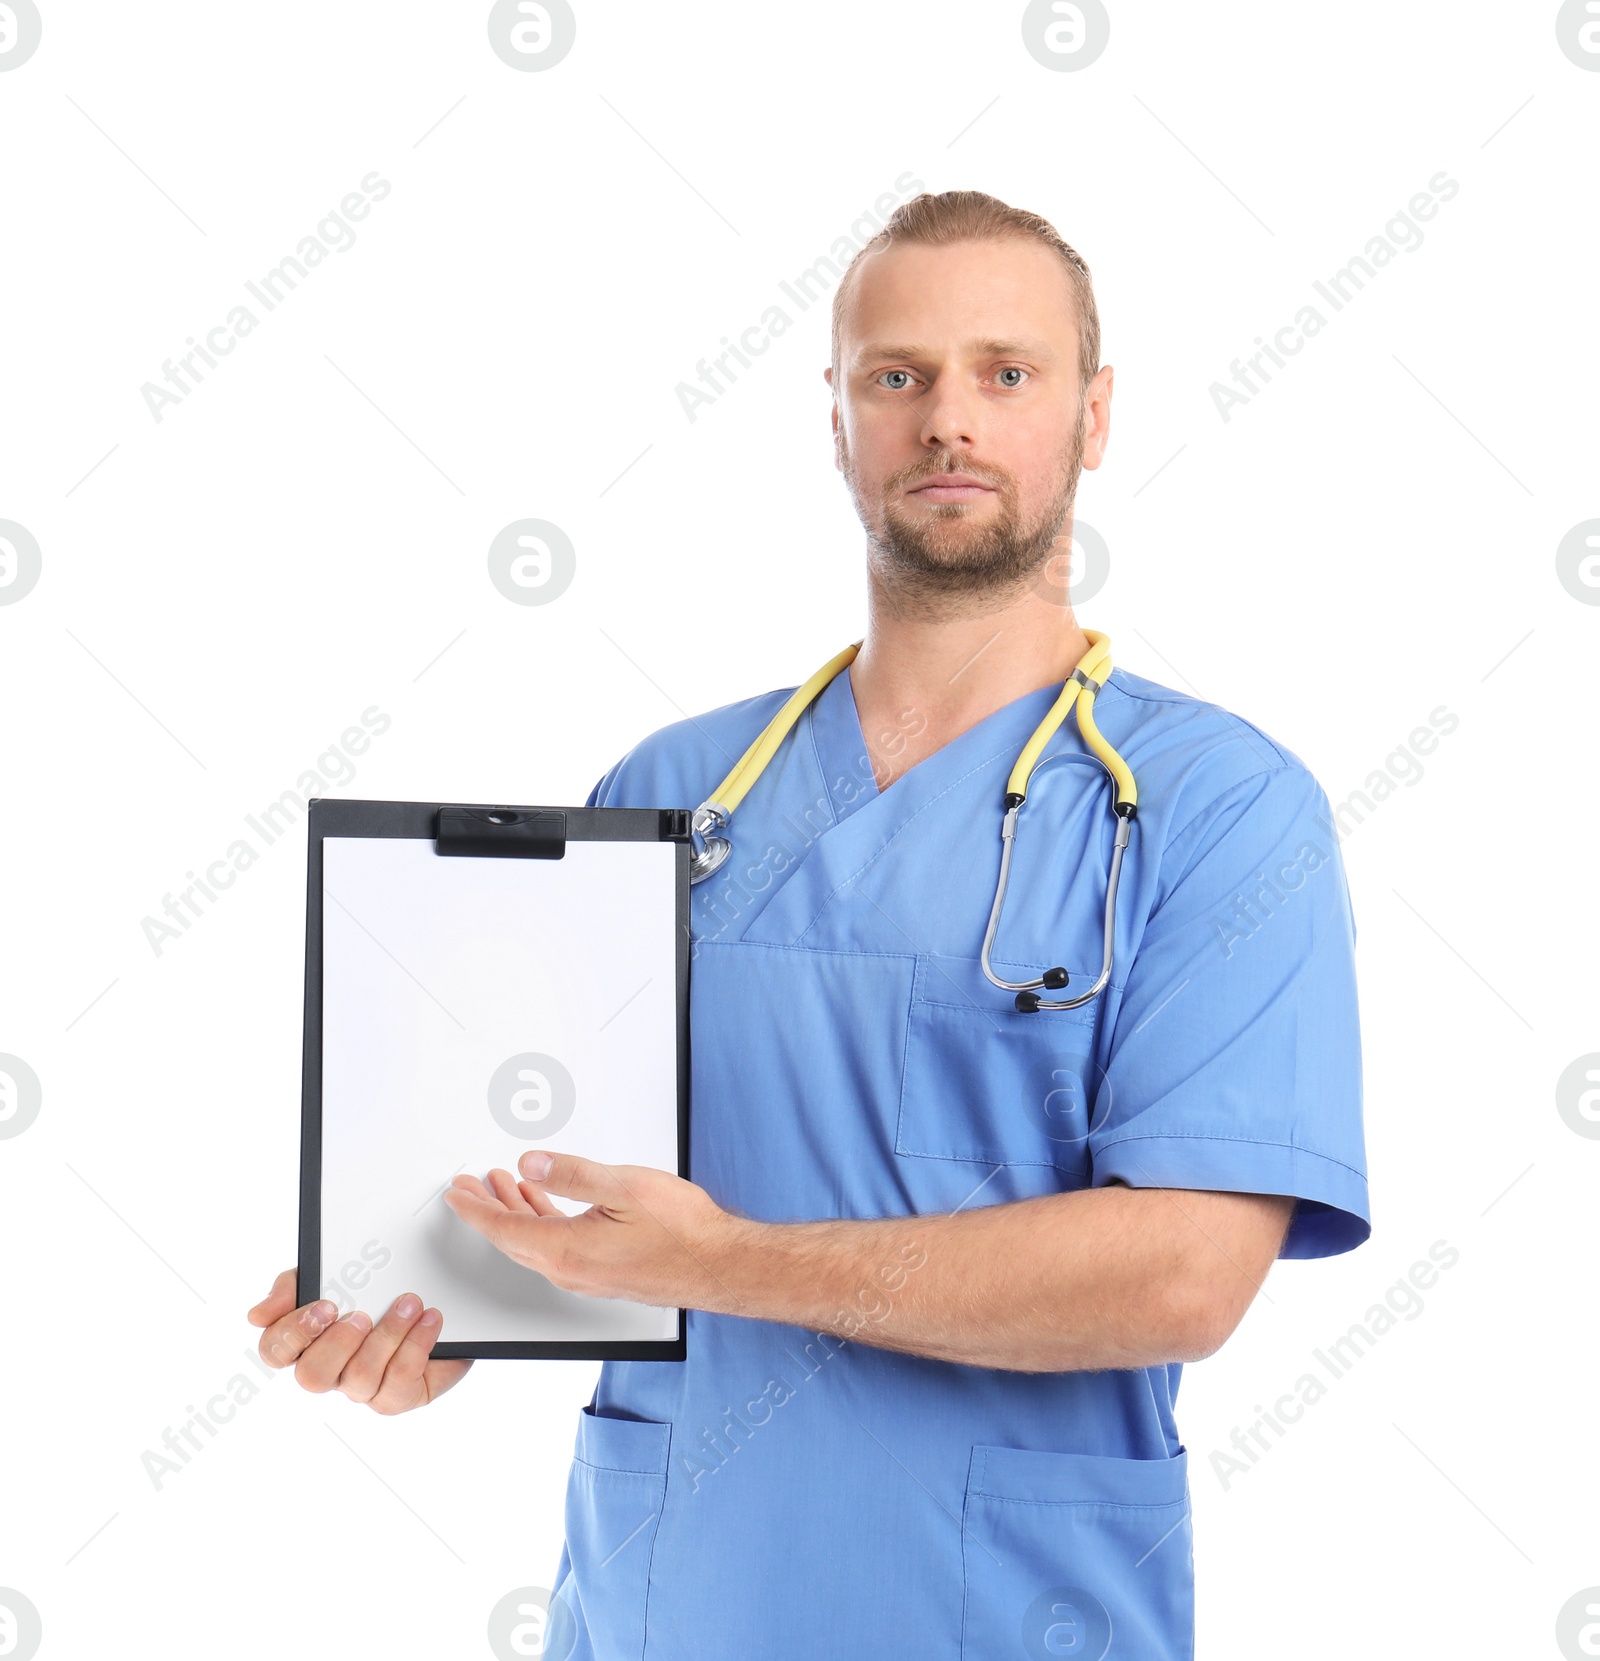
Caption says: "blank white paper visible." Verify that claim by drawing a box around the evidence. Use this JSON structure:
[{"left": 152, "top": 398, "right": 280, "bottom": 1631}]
[{"left": 318, "top": 834, "right": 681, "bottom": 1345}]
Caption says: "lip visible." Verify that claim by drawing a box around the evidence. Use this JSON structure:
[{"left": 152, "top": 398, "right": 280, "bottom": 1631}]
[{"left": 906, "top": 473, "right": 997, "bottom": 503}]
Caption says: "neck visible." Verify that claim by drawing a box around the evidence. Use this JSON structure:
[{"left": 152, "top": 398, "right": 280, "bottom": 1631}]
[{"left": 848, "top": 573, "right": 1092, "bottom": 790}]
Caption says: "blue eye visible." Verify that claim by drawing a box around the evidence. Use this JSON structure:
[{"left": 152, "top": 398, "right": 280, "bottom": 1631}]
[
  {"left": 878, "top": 370, "right": 914, "bottom": 391},
  {"left": 997, "top": 367, "right": 1029, "bottom": 388}
]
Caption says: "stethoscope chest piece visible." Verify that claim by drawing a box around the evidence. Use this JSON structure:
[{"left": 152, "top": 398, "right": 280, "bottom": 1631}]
[{"left": 688, "top": 802, "right": 732, "bottom": 883}]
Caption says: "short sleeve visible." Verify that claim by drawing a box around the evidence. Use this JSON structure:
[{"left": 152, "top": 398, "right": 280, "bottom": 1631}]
[{"left": 1088, "top": 765, "right": 1369, "bottom": 1259}]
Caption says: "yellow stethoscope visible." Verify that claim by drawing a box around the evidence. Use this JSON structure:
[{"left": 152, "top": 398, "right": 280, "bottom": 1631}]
[{"left": 688, "top": 630, "right": 1140, "bottom": 1012}]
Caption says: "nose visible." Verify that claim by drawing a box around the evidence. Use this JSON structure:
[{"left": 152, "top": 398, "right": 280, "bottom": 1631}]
[{"left": 912, "top": 371, "right": 984, "bottom": 454}]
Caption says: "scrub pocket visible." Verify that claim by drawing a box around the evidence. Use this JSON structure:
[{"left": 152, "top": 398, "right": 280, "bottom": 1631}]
[
  {"left": 897, "top": 953, "right": 1102, "bottom": 1176},
  {"left": 960, "top": 1444, "right": 1193, "bottom": 1661},
  {"left": 559, "top": 1405, "right": 672, "bottom": 1659}
]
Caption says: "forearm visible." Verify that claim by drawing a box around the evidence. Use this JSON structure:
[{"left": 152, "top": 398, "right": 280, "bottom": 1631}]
[{"left": 699, "top": 1185, "right": 1235, "bottom": 1374}]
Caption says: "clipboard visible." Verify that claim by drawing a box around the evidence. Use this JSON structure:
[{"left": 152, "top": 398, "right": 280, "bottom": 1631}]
[{"left": 297, "top": 798, "right": 692, "bottom": 1360}]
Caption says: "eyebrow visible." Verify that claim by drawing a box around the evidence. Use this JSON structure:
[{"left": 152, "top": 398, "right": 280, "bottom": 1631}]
[{"left": 850, "top": 336, "right": 1057, "bottom": 368}]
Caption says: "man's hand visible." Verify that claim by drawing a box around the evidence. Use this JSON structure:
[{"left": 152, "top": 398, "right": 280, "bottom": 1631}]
[
  {"left": 442, "top": 1152, "right": 746, "bottom": 1312},
  {"left": 442, "top": 1156, "right": 1296, "bottom": 1374},
  {"left": 246, "top": 1268, "right": 473, "bottom": 1414}
]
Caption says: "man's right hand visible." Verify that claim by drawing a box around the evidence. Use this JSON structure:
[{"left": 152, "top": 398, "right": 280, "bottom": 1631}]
[{"left": 247, "top": 1268, "right": 473, "bottom": 1414}]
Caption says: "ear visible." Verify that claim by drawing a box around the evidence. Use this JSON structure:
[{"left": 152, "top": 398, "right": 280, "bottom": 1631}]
[{"left": 1081, "top": 362, "right": 1115, "bottom": 472}]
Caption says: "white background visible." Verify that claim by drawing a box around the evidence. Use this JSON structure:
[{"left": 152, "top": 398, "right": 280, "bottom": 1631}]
[{"left": 0, "top": 2, "right": 1595, "bottom": 1657}]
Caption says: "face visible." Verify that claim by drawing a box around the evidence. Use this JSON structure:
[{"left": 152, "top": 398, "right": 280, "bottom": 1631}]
[{"left": 826, "top": 237, "right": 1112, "bottom": 608}]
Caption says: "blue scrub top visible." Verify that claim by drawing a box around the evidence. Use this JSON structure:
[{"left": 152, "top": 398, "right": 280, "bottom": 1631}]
[{"left": 545, "top": 662, "right": 1369, "bottom": 1661}]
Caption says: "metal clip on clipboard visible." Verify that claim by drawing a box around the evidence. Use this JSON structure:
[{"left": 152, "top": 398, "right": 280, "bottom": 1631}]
[{"left": 434, "top": 806, "right": 692, "bottom": 860}]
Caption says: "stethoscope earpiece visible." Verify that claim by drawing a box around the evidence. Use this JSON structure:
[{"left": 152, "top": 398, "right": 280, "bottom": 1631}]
[{"left": 1013, "top": 968, "right": 1068, "bottom": 1013}]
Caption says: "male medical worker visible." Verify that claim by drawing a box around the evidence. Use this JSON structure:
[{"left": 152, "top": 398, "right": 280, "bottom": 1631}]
[{"left": 250, "top": 190, "right": 1369, "bottom": 1660}]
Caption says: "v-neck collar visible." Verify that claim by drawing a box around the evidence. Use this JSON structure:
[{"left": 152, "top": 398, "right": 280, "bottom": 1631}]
[
  {"left": 808, "top": 664, "right": 878, "bottom": 827},
  {"left": 746, "top": 663, "right": 1097, "bottom": 948},
  {"left": 811, "top": 659, "right": 1078, "bottom": 813}
]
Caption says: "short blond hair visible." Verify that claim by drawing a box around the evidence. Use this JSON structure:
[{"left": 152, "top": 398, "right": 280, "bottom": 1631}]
[{"left": 831, "top": 189, "right": 1100, "bottom": 393}]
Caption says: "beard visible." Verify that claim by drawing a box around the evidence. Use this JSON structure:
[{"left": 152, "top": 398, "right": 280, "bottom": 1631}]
[{"left": 839, "top": 401, "right": 1087, "bottom": 612}]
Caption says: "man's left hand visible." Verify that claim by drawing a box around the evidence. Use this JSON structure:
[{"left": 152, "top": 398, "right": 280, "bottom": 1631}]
[{"left": 442, "top": 1151, "right": 745, "bottom": 1312}]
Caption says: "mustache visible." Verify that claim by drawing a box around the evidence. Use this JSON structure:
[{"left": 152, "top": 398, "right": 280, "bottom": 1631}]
[{"left": 890, "top": 455, "right": 1014, "bottom": 492}]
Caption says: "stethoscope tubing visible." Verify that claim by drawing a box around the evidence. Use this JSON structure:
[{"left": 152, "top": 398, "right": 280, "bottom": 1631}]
[{"left": 978, "top": 750, "right": 1133, "bottom": 1011}]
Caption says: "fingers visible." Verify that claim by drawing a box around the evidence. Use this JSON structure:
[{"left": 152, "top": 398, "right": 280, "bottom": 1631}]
[
  {"left": 257, "top": 1295, "right": 347, "bottom": 1372},
  {"left": 487, "top": 1166, "right": 563, "bottom": 1217},
  {"left": 520, "top": 1150, "right": 622, "bottom": 1208},
  {"left": 445, "top": 1170, "right": 561, "bottom": 1235},
  {"left": 445, "top": 1186, "right": 533, "bottom": 1258},
  {"left": 333, "top": 1294, "right": 441, "bottom": 1412},
  {"left": 484, "top": 1168, "right": 535, "bottom": 1211},
  {"left": 516, "top": 1179, "right": 562, "bottom": 1216},
  {"left": 253, "top": 1284, "right": 468, "bottom": 1415},
  {"left": 289, "top": 1308, "right": 376, "bottom": 1391},
  {"left": 448, "top": 1171, "right": 517, "bottom": 1211},
  {"left": 452, "top": 1167, "right": 556, "bottom": 1215},
  {"left": 246, "top": 1266, "right": 299, "bottom": 1328},
  {"left": 364, "top": 1305, "right": 459, "bottom": 1415}
]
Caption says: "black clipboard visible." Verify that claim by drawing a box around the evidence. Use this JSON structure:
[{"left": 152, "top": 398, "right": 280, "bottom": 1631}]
[{"left": 297, "top": 797, "right": 692, "bottom": 1360}]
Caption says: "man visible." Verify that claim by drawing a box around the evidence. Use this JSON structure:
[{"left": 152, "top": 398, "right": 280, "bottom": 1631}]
[{"left": 250, "top": 190, "right": 1369, "bottom": 1659}]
